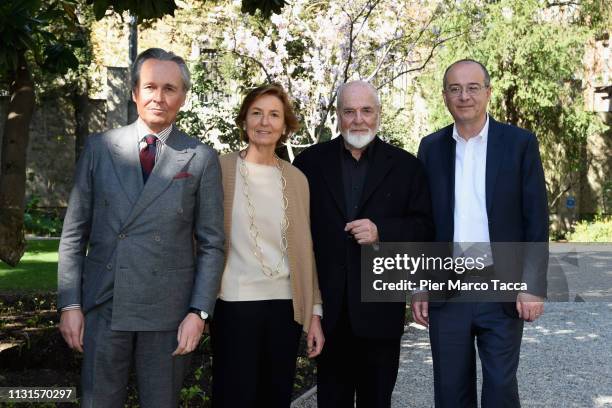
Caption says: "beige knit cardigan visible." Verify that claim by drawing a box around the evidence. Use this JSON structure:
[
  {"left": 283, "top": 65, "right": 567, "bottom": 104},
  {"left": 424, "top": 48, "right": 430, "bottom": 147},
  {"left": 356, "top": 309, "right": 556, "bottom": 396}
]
[{"left": 219, "top": 151, "right": 322, "bottom": 332}]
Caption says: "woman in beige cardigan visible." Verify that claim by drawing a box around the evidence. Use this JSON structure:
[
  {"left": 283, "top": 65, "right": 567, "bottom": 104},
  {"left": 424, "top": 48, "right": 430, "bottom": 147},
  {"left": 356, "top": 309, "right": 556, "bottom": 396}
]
[{"left": 212, "top": 83, "right": 324, "bottom": 408}]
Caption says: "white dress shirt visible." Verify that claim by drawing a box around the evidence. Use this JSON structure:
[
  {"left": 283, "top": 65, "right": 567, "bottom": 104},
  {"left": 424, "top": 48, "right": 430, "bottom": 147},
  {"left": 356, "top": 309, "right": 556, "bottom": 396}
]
[{"left": 453, "top": 115, "right": 493, "bottom": 266}]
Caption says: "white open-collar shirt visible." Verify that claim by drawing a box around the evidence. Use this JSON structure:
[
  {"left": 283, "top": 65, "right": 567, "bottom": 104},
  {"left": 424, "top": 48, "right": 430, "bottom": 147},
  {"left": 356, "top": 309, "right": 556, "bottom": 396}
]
[{"left": 452, "top": 114, "right": 493, "bottom": 266}]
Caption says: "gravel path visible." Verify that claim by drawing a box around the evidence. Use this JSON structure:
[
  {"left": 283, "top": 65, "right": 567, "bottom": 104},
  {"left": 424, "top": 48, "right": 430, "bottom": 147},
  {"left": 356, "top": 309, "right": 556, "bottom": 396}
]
[
  {"left": 293, "top": 303, "right": 612, "bottom": 408},
  {"left": 392, "top": 303, "right": 612, "bottom": 408},
  {"left": 293, "top": 246, "right": 612, "bottom": 407}
]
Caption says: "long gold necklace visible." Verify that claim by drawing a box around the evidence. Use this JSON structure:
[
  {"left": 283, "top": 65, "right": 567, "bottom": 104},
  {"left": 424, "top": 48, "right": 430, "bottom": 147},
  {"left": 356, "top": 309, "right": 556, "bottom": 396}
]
[{"left": 238, "top": 150, "right": 289, "bottom": 278}]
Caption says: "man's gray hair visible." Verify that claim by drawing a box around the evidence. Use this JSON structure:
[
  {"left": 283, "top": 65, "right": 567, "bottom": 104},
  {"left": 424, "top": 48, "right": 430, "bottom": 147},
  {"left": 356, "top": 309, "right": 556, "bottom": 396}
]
[
  {"left": 336, "top": 80, "right": 381, "bottom": 111},
  {"left": 442, "top": 59, "right": 491, "bottom": 90},
  {"left": 131, "top": 48, "right": 191, "bottom": 92}
]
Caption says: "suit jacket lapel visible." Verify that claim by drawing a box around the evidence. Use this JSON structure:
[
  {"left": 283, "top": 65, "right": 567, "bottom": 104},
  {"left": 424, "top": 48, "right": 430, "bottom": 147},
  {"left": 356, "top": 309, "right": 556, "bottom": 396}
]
[
  {"left": 440, "top": 128, "right": 456, "bottom": 241},
  {"left": 109, "top": 122, "right": 143, "bottom": 206},
  {"left": 122, "top": 128, "right": 194, "bottom": 228},
  {"left": 321, "top": 137, "right": 347, "bottom": 220},
  {"left": 357, "top": 137, "right": 393, "bottom": 214},
  {"left": 486, "top": 118, "right": 504, "bottom": 215}
]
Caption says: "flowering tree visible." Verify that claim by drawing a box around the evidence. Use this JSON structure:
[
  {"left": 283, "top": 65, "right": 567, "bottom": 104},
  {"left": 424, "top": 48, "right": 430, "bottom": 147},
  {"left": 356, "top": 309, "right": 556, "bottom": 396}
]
[{"left": 177, "top": 0, "right": 472, "bottom": 158}]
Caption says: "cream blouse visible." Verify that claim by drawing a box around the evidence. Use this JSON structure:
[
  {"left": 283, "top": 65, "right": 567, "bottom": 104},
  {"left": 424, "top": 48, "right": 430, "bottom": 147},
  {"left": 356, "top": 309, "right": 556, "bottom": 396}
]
[{"left": 219, "top": 159, "right": 292, "bottom": 300}]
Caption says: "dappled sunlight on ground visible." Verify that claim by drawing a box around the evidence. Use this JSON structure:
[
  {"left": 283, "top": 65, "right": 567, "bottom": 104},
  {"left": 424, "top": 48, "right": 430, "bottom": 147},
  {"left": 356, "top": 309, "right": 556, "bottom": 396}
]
[
  {"left": 593, "top": 396, "right": 612, "bottom": 407},
  {"left": 392, "top": 303, "right": 612, "bottom": 407}
]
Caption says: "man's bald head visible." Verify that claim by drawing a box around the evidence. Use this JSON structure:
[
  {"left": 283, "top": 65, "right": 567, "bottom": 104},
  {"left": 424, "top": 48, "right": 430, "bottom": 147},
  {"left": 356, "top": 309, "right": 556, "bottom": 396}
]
[{"left": 442, "top": 59, "right": 490, "bottom": 90}]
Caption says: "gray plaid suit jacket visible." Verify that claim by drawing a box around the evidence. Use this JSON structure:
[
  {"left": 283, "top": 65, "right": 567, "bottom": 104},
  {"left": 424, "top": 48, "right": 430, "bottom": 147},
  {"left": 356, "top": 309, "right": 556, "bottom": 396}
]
[{"left": 58, "top": 121, "right": 225, "bottom": 331}]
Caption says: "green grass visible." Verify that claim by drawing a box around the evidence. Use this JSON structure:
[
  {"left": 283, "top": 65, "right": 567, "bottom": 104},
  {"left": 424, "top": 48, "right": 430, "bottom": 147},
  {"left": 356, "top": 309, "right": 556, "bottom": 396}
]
[
  {"left": 567, "top": 215, "right": 612, "bottom": 242},
  {"left": 0, "top": 240, "right": 59, "bottom": 292}
]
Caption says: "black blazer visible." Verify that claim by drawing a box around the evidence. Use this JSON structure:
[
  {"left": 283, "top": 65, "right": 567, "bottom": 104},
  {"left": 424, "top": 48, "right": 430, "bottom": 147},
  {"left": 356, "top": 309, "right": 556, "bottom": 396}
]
[
  {"left": 417, "top": 117, "right": 549, "bottom": 303},
  {"left": 294, "top": 137, "right": 434, "bottom": 338}
]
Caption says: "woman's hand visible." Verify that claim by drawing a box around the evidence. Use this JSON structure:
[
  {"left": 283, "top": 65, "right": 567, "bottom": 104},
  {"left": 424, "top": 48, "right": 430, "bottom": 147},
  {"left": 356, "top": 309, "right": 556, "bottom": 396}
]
[{"left": 306, "top": 315, "right": 325, "bottom": 358}]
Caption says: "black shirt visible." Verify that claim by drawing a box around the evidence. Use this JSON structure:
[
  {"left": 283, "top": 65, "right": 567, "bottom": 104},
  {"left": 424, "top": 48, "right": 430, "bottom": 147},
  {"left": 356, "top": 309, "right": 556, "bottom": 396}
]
[{"left": 340, "top": 137, "right": 376, "bottom": 221}]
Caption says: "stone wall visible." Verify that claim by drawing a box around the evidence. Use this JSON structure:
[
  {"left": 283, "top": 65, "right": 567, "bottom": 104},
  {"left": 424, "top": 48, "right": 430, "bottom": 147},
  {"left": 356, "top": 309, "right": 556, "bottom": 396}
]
[
  {"left": 0, "top": 98, "right": 5, "bottom": 165},
  {"left": 26, "top": 95, "right": 76, "bottom": 208},
  {"left": 580, "top": 111, "right": 612, "bottom": 215},
  {"left": 106, "top": 67, "right": 130, "bottom": 130},
  {"left": 0, "top": 69, "right": 121, "bottom": 209},
  {"left": 0, "top": 94, "right": 107, "bottom": 209},
  {"left": 582, "top": 35, "right": 612, "bottom": 216}
]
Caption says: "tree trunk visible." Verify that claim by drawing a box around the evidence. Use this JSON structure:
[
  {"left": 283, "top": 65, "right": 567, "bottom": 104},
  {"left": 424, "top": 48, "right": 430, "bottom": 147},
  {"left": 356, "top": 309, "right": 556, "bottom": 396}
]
[
  {"left": 504, "top": 84, "right": 520, "bottom": 126},
  {"left": 0, "top": 52, "right": 35, "bottom": 266},
  {"left": 127, "top": 14, "right": 139, "bottom": 124},
  {"left": 74, "top": 90, "right": 90, "bottom": 161}
]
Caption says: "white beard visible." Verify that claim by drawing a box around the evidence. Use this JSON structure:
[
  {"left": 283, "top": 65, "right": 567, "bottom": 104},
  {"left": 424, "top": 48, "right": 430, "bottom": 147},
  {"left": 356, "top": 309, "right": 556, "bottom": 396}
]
[{"left": 343, "top": 129, "right": 376, "bottom": 149}]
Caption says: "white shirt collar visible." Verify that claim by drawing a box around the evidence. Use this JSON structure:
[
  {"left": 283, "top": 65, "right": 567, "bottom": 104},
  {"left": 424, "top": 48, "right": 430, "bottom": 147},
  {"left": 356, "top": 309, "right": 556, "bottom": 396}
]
[{"left": 452, "top": 114, "right": 489, "bottom": 143}]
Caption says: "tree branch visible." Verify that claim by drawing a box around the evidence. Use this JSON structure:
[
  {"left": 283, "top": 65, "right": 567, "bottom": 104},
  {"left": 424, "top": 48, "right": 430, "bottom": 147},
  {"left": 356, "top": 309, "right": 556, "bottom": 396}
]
[
  {"left": 549, "top": 182, "right": 574, "bottom": 210},
  {"left": 363, "top": 6, "right": 440, "bottom": 81},
  {"left": 314, "top": 70, "right": 341, "bottom": 144},
  {"left": 229, "top": 50, "right": 273, "bottom": 83},
  {"left": 365, "top": 42, "right": 394, "bottom": 82},
  {"left": 341, "top": 10, "right": 355, "bottom": 83},
  {"left": 352, "top": 0, "right": 381, "bottom": 41},
  {"left": 376, "top": 31, "right": 466, "bottom": 89},
  {"left": 546, "top": 1, "right": 580, "bottom": 8}
]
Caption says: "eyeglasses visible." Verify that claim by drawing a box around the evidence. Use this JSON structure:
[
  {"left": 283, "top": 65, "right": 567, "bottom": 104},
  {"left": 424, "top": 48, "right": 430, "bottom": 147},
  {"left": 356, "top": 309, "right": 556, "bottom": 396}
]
[{"left": 445, "top": 84, "right": 488, "bottom": 97}]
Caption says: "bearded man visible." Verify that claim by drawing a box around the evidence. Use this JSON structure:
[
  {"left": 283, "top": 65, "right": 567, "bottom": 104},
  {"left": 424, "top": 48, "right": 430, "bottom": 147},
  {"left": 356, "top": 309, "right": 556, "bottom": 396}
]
[{"left": 293, "top": 80, "right": 434, "bottom": 408}]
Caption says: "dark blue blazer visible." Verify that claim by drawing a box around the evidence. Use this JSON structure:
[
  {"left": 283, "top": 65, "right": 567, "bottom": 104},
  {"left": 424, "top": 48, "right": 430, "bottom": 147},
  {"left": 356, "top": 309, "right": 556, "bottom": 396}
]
[
  {"left": 417, "top": 117, "right": 549, "bottom": 299},
  {"left": 294, "top": 136, "right": 434, "bottom": 338}
]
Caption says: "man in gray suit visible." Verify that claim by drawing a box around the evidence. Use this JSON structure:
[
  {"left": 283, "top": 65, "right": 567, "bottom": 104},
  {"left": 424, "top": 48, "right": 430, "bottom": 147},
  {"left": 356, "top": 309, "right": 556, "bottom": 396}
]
[{"left": 57, "top": 48, "right": 224, "bottom": 407}]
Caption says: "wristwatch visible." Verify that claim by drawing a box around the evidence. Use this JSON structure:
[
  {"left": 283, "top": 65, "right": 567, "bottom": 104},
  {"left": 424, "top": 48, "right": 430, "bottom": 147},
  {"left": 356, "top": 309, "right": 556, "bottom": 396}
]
[{"left": 188, "top": 308, "right": 209, "bottom": 321}]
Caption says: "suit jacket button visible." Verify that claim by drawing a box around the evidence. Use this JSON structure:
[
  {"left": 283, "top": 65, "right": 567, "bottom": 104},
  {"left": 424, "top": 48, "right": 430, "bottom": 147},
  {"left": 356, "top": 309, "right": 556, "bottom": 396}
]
[
  {"left": 177, "top": 208, "right": 183, "bottom": 214},
  {"left": 106, "top": 263, "right": 112, "bottom": 270},
  {"left": 154, "top": 235, "right": 161, "bottom": 242},
  {"left": 118, "top": 233, "right": 126, "bottom": 239}
]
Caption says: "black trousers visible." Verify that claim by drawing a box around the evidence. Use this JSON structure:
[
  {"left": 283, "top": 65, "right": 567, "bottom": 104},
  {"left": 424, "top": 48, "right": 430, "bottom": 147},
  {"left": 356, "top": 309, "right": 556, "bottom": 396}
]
[
  {"left": 316, "top": 303, "right": 402, "bottom": 408},
  {"left": 211, "top": 299, "right": 302, "bottom": 408}
]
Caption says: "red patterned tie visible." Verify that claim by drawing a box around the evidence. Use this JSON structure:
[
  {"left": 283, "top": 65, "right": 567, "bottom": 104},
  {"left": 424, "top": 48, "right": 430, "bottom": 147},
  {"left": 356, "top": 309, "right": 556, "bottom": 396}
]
[{"left": 139, "top": 135, "right": 157, "bottom": 183}]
